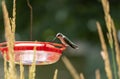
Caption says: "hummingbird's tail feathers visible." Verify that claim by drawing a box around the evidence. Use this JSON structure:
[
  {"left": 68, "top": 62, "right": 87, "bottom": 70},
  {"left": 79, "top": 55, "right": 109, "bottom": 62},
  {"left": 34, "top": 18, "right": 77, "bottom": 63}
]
[
  {"left": 69, "top": 43, "right": 79, "bottom": 49},
  {"left": 72, "top": 45, "right": 79, "bottom": 49},
  {"left": 63, "top": 37, "right": 78, "bottom": 49}
]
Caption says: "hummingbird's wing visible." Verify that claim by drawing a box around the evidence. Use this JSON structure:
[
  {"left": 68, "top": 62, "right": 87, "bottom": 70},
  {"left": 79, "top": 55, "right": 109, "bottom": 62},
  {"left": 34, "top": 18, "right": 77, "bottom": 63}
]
[
  {"left": 52, "top": 37, "right": 57, "bottom": 41},
  {"left": 64, "top": 37, "right": 78, "bottom": 49}
]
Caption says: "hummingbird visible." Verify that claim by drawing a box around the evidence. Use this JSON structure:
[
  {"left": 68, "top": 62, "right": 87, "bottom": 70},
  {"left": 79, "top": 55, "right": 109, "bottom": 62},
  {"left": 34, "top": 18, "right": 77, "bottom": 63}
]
[{"left": 53, "top": 33, "right": 78, "bottom": 49}]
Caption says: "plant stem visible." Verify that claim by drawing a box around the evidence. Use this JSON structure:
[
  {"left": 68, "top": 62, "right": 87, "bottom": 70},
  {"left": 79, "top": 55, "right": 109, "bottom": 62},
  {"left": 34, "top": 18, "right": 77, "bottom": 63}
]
[{"left": 110, "top": 45, "right": 118, "bottom": 79}]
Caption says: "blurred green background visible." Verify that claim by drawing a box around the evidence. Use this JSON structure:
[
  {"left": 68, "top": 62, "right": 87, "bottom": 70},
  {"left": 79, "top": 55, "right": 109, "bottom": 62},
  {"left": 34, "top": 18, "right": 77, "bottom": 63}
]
[{"left": 0, "top": 0, "right": 120, "bottom": 79}]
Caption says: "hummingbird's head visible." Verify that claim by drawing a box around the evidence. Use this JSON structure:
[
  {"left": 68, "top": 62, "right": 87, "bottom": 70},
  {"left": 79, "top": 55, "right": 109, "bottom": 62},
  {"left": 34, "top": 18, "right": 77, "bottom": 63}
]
[{"left": 56, "top": 33, "right": 64, "bottom": 38}]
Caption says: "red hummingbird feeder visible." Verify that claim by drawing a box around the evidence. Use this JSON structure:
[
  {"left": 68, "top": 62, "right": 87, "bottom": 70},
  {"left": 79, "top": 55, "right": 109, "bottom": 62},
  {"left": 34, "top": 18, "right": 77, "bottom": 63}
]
[{"left": 0, "top": 41, "right": 66, "bottom": 65}]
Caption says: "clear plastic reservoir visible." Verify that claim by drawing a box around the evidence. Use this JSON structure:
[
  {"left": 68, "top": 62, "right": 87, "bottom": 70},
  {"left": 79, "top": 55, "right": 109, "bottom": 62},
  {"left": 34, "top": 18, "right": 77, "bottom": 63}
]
[{"left": 14, "top": 50, "right": 62, "bottom": 65}]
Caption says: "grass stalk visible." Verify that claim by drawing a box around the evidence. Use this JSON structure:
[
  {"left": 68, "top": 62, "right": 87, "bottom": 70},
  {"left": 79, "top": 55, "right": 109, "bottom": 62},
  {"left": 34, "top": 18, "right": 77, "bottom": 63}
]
[
  {"left": 111, "top": 19, "right": 120, "bottom": 78},
  {"left": 96, "top": 22, "right": 112, "bottom": 79},
  {"left": 53, "top": 69, "right": 58, "bottom": 79},
  {"left": 109, "top": 41, "right": 118, "bottom": 79},
  {"left": 80, "top": 73, "right": 85, "bottom": 79},
  {"left": 11, "top": 0, "right": 16, "bottom": 33},
  {"left": 20, "top": 56, "right": 24, "bottom": 79},
  {"left": 29, "top": 42, "right": 37, "bottom": 79},
  {"left": 95, "top": 69, "right": 101, "bottom": 79},
  {"left": 4, "top": 52, "right": 8, "bottom": 79},
  {"left": 2, "top": 0, "right": 17, "bottom": 79},
  {"left": 101, "top": 0, "right": 119, "bottom": 78},
  {"left": 62, "top": 56, "right": 80, "bottom": 79}
]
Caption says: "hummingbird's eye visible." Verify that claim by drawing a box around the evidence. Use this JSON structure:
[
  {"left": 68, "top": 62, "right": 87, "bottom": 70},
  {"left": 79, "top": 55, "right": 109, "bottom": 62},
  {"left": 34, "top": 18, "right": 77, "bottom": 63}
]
[
  {"left": 56, "top": 34, "right": 61, "bottom": 37},
  {"left": 56, "top": 33, "right": 62, "bottom": 37}
]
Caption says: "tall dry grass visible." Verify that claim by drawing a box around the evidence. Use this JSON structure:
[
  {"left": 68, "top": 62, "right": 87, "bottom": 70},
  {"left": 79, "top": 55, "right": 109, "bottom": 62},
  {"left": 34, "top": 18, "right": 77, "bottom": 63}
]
[
  {"left": 2, "top": 0, "right": 36, "bottom": 79},
  {"left": 53, "top": 69, "right": 58, "bottom": 79},
  {"left": 62, "top": 56, "right": 80, "bottom": 79},
  {"left": 97, "top": 22, "right": 112, "bottom": 79},
  {"left": 29, "top": 42, "right": 37, "bottom": 79},
  {"left": 96, "top": 0, "right": 120, "bottom": 79},
  {"left": 20, "top": 56, "right": 24, "bottom": 79},
  {"left": 95, "top": 69, "right": 101, "bottom": 79},
  {"left": 2, "top": 0, "right": 17, "bottom": 79}
]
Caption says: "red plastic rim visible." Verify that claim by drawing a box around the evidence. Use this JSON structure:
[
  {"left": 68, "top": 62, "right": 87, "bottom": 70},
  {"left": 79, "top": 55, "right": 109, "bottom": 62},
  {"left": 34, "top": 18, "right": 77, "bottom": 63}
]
[{"left": 0, "top": 41, "right": 66, "bottom": 54}]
